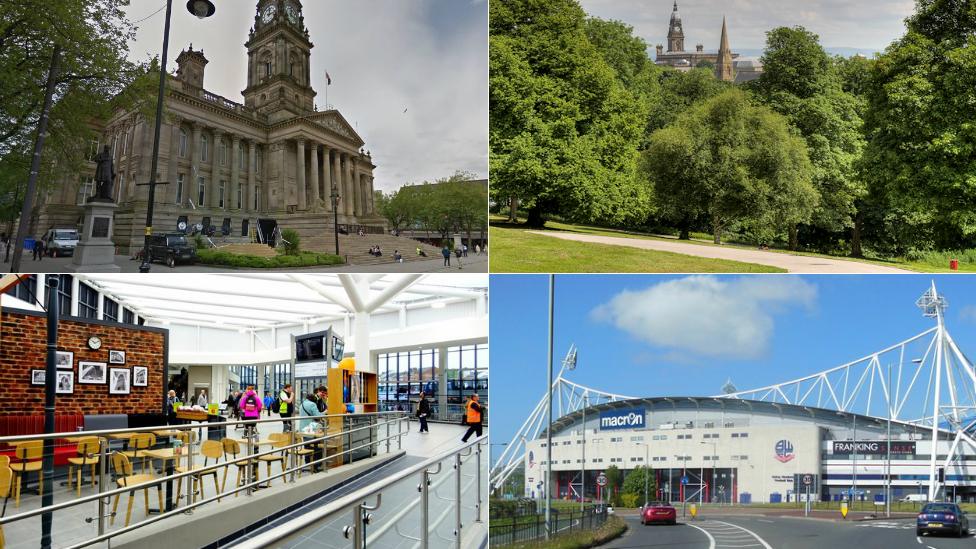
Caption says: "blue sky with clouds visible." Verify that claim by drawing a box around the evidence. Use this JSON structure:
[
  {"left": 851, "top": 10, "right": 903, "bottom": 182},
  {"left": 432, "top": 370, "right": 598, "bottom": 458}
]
[{"left": 489, "top": 275, "right": 976, "bottom": 449}]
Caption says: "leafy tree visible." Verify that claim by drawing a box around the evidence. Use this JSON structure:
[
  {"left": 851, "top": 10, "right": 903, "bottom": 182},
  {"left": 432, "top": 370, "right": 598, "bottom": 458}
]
[
  {"left": 644, "top": 89, "right": 816, "bottom": 244},
  {"left": 646, "top": 67, "right": 729, "bottom": 137},
  {"left": 604, "top": 465, "right": 621, "bottom": 505},
  {"left": 622, "top": 466, "right": 656, "bottom": 506},
  {"left": 860, "top": 0, "right": 976, "bottom": 251}
]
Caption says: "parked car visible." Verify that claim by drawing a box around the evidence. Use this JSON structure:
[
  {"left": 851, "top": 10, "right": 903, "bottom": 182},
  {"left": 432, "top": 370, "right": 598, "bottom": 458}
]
[
  {"left": 148, "top": 233, "right": 197, "bottom": 267},
  {"left": 42, "top": 228, "right": 79, "bottom": 257},
  {"left": 902, "top": 494, "right": 929, "bottom": 503},
  {"left": 917, "top": 502, "right": 969, "bottom": 537},
  {"left": 640, "top": 502, "right": 676, "bottom": 526}
]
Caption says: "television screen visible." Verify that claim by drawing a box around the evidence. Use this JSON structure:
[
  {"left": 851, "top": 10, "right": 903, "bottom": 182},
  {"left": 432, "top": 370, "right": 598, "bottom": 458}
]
[
  {"left": 296, "top": 335, "right": 325, "bottom": 362},
  {"left": 332, "top": 335, "right": 345, "bottom": 362}
]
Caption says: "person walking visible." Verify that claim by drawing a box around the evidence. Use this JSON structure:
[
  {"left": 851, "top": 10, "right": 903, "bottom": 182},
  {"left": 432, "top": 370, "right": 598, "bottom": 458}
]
[
  {"left": 196, "top": 389, "right": 208, "bottom": 408},
  {"left": 417, "top": 392, "right": 431, "bottom": 434},
  {"left": 442, "top": 245, "right": 451, "bottom": 267},
  {"left": 166, "top": 390, "right": 182, "bottom": 425},
  {"left": 239, "top": 385, "right": 262, "bottom": 440},
  {"left": 224, "top": 390, "right": 240, "bottom": 426},
  {"left": 263, "top": 392, "right": 273, "bottom": 416},
  {"left": 461, "top": 393, "right": 483, "bottom": 442},
  {"left": 32, "top": 238, "right": 44, "bottom": 261},
  {"left": 279, "top": 384, "right": 295, "bottom": 432},
  {"left": 455, "top": 247, "right": 463, "bottom": 270}
]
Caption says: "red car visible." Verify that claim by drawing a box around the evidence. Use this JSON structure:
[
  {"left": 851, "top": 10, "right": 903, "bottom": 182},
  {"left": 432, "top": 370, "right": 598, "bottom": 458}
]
[{"left": 641, "top": 501, "right": 677, "bottom": 525}]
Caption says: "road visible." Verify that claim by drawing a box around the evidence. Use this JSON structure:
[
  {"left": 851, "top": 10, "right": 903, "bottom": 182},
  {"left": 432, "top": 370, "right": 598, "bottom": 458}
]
[
  {"left": 528, "top": 231, "right": 911, "bottom": 274},
  {"left": 607, "top": 514, "right": 974, "bottom": 549}
]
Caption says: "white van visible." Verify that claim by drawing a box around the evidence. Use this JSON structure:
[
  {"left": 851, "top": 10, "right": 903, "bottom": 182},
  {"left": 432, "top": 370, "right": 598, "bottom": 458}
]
[
  {"left": 901, "top": 494, "right": 928, "bottom": 503},
  {"left": 42, "top": 228, "right": 79, "bottom": 257}
]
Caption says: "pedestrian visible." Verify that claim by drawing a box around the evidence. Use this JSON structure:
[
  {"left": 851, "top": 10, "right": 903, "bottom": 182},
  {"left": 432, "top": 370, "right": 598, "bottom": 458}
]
[
  {"left": 393, "top": 250, "right": 403, "bottom": 263},
  {"left": 224, "top": 390, "right": 240, "bottom": 425},
  {"left": 461, "top": 393, "right": 483, "bottom": 442},
  {"left": 279, "top": 384, "right": 295, "bottom": 432},
  {"left": 442, "top": 245, "right": 451, "bottom": 267},
  {"left": 196, "top": 389, "right": 208, "bottom": 408},
  {"left": 32, "top": 238, "right": 44, "bottom": 261},
  {"left": 417, "top": 392, "right": 430, "bottom": 433},
  {"left": 299, "top": 388, "right": 327, "bottom": 472},
  {"left": 239, "top": 384, "right": 262, "bottom": 439},
  {"left": 314, "top": 385, "right": 328, "bottom": 413},
  {"left": 166, "top": 390, "right": 182, "bottom": 425},
  {"left": 463, "top": 244, "right": 468, "bottom": 257},
  {"left": 455, "top": 247, "right": 463, "bottom": 270},
  {"left": 263, "top": 392, "right": 273, "bottom": 416},
  {"left": 475, "top": 244, "right": 481, "bottom": 255}
]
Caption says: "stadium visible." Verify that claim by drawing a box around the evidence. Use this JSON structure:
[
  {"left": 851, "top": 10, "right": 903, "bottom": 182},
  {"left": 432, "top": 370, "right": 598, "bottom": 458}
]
[{"left": 491, "top": 283, "right": 976, "bottom": 506}]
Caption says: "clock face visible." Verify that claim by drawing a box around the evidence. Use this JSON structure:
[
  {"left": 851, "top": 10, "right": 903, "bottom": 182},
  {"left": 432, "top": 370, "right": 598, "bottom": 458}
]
[
  {"left": 88, "top": 336, "right": 102, "bottom": 350},
  {"left": 285, "top": 5, "right": 298, "bottom": 23},
  {"left": 262, "top": 5, "right": 277, "bottom": 23}
]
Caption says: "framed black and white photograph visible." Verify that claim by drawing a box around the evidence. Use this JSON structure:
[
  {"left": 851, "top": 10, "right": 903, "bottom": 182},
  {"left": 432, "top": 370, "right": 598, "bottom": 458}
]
[
  {"left": 55, "top": 351, "right": 73, "bottom": 369},
  {"left": 78, "top": 362, "right": 107, "bottom": 384},
  {"left": 56, "top": 371, "right": 74, "bottom": 394},
  {"left": 132, "top": 366, "right": 148, "bottom": 387},
  {"left": 108, "top": 350, "right": 126, "bottom": 365},
  {"left": 109, "top": 368, "right": 130, "bottom": 395},
  {"left": 30, "top": 370, "right": 45, "bottom": 385}
]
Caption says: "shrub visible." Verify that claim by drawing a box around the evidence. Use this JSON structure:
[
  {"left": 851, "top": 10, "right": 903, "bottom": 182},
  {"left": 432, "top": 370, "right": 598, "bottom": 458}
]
[
  {"left": 196, "top": 249, "right": 343, "bottom": 269},
  {"left": 281, "top": 229, "right": 301, "bottom": 256},
  {"left": 193, "top": 234, "right": 205, "bottom": 250}
]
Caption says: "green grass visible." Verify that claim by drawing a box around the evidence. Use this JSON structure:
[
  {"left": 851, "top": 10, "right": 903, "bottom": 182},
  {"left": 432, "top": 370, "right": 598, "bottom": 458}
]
[
  {"left": 196, "top": 249, "right": 344, "bottom": 269},
  {"left": 504, "top": 516, "right": 628, "bottom": 549},
  {"left": 489, "top": 224, "right": 784, "bottom": 273}
]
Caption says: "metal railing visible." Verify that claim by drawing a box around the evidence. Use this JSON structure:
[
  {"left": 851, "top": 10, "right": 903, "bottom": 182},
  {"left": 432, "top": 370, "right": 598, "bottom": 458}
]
[
  {"left": 0, "top": 411, "right": 409, "bottom": 548},
  {"left": 489, "top": 507, "right": 609, "bottom": 546},
  {"left": 379, "top": 401, "right": 489, "bottom": 426},
  {"left": 235, "top": 434, "right": 488, "bottom": 549}
]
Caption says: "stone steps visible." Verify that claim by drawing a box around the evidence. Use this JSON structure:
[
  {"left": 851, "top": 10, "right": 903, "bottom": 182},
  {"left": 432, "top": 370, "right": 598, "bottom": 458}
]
[{"left": 214, "top": 243, "right": 278, "bottom": 258}]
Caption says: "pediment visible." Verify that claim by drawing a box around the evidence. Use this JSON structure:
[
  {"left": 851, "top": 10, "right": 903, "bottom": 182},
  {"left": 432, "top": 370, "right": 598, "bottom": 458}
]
[{"left": 304, "top": 111, "right": 364, "bottom": 147}]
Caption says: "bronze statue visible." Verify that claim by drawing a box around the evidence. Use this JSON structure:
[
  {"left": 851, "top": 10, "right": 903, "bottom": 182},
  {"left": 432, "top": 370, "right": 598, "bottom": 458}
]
[{"left": 92, "top": 145, "right": 115, "bottom": 202}]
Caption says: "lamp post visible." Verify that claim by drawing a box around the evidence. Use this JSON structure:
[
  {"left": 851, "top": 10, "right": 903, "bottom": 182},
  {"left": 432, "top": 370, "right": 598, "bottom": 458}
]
[
  {"left": 701, "top": 441, "right": 717, "bottom": 504},
  {"left": 544, "top": 274, "right": 554, "bottom": 539},
  {"left": 138, "top": 0, "right": 216, "bottom": 273},
  {"left": 581, "top": 394, "right": 587, "bottom": 513},
  {"left": 331, "top": 186, "right": 340, "bottom": 255}
]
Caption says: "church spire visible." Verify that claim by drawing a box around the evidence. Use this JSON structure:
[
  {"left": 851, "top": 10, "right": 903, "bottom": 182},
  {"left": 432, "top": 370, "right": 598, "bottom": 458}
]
[
  {"left": 667, "top": 0, "right": 684, "bottom": 52},
  {"left": 716, "top": 16, "right": 734, "bottom": 82}
]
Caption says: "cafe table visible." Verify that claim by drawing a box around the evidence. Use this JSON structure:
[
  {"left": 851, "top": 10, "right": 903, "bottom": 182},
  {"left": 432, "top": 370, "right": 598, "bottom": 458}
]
[{"left": 141, "top": 447, "right": 194, "bottom": 512}]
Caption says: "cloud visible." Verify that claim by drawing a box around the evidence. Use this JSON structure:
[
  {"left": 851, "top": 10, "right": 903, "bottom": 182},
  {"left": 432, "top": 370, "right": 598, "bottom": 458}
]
[
  {"left": 591, "top": 276, "right": 816, "bottom": 360},
  {"left": 960, "top": 305, "right": 976, "bottom": 324}
]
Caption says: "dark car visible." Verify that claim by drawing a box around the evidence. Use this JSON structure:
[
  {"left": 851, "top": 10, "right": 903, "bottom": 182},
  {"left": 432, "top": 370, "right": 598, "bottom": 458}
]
[
  {"left": 641, "top": 501, "right": 676, "bottom": 526},
  {"left": 917, "top": 502, "right": 969, "bottom": 537},
  {"left": 149, "top": 234, "right": 197, "bottom": 268}
]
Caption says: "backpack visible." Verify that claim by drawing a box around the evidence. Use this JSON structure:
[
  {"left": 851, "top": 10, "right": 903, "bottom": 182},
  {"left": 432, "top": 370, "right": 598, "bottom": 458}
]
[
  {"left": 243, "top": 392, "right": 258, "bottom": 413},
  {"left": 271, "top": 396, "right": 281, "bottom": 414}
]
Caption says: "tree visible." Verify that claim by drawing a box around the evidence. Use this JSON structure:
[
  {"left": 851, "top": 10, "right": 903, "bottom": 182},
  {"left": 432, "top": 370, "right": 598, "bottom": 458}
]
[
  {"left": 644, "top": 89, "right": 817, "bottom": 244},
  {"left": 622, "top": 466, "right": 656, "bottom": 506},
  {"left": 604, "top": 465, "right": 622, "bottom": 505},
  {"left": 860, "top": 0, "right": 976, "bottom": 251},
  {"left": 755, "top": 27, "right": 865, "bottom": 252}
]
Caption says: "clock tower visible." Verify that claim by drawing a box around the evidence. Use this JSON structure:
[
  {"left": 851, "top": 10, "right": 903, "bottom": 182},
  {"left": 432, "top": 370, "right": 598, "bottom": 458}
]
[{"left": 243, "top": 0, "right": 317, "bottom": 122}]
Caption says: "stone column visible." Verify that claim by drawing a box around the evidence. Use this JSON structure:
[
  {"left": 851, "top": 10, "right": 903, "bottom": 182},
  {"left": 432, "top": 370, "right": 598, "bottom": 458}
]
[
  {"left": 211, "top": 129, "right": 223, "bottom": 209},
  {"left": 344, "top": 154, "right": 355, "bottom": 217},
  {"left": 296, "top": 138, "right": 307, "bottom": 211},
  {"left": 230, "top": 135, "right": 241, "bottom": 210},
  {"left": 369, "top": 176, "right": 376, "bottom": 215},
  {"left": 168, "top": 116, "right": 182, "bottom": 205},
  {"left": 248, "top": 141, "right": 257, "bottom": 213},
  {"left": 323, "top": 147, "right": 333, "bottom": 211},
  {"left": 124, "top": 124, "right": 137, "bottom": 200},
  {"left": 309, "top": 143, "right": 320, "bottom": 207},
  {"left": 332, "top": 151, "right": 343, "bottom": 216},
  {"left": 351, "top": 160, "right": 360, "bottom": 217},
  {"left": 191, "top": 123, "right": 202, "bottom": 206}
]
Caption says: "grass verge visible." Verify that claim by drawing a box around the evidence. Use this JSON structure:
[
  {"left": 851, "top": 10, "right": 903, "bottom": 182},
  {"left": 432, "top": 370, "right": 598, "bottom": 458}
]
[
  {"left": 489, "top": 224, "right": 784, "bottom": 273},
  {"left": 197, "top": 249, "right": 344, "bottom": 268},
  {"left": 505, "top": 516, "right": 628, "bottom": 549}
]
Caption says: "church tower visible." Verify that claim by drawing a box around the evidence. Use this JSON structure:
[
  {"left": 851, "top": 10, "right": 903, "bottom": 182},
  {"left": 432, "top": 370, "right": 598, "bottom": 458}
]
[
  {"left": 243, "top": 0, "right": 317, "bottom": 123},
  {"left": 716, "top": 16, "right": 734, "bottom": 82},
  {"left": 667, "top": 1, "right": 684, "bottom": 52}
]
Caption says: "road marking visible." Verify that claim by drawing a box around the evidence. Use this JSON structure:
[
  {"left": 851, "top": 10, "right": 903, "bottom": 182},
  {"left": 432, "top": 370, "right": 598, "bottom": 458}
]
[
  {"left": 916, "top": 537, "right": 922, "bottom": 544},
  {"left": 711, "top": 521, "right": 774, "bottom": 549},
  {"left": 757, "top": 519, "right": 775, "bottom": 524},
  {"left": 687, "top": 523, "right": 716, "bottom": 549}
]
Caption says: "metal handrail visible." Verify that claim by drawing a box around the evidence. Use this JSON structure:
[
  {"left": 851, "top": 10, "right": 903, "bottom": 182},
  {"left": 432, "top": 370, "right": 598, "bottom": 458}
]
[
  {"left": 0, "top": 414, "right": 409, "bottom": 527},
  {"left": 234, "top": 435, "right": 488, "bottom": 548}
]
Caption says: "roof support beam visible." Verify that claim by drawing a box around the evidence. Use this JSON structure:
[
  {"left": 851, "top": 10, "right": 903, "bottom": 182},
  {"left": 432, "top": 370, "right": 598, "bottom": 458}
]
[{"left": 289, "top": 274, "right": 354, "bottom": 311}]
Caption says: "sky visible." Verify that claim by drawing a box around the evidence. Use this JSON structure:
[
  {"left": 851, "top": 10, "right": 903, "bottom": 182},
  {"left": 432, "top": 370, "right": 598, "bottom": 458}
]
[
  {"left": 579, "top": 0, "right": 916, "bottom": 56},
  {"left": 122, "top": 0, "right": 488, "bottom": 193},
  {"left": 489, "top": 275, "right": 976, "bottom": 454}
]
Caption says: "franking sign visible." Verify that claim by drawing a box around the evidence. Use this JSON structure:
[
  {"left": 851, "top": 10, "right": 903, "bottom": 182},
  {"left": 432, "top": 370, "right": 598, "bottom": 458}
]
[
  {"left": 599, "top": 407, "right": 645, "bottom": 430},
  {"left": 832, "top": 441, "right": 916, "bottom": 456}
]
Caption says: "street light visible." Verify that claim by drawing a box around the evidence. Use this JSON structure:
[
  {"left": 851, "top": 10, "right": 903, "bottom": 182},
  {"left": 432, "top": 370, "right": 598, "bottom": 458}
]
[
  {"left": 330, "top": 186, "right": 340, "bottom": 255},
  {"left": 701, "top": 441, "right": 717, "bottom": 504},
  {"left": 544, "top": 274, "right": 554, "bottom": 539},
  {"left": 139, "top": 0, "right": 216, "bottom": 273},
  {"left": 636, "top": 442, "right": 650, "bottom": 508}
]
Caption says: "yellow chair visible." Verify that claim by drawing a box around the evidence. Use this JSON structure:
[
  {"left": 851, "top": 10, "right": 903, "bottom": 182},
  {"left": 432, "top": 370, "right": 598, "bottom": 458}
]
[
  {"left": 9, "top": 441, "right": 43, "bottom": 508},
  {"left": 121, "top": 433, "right": 156, "bottom": 475},
  {"left": 110, "top": 452, "right": 162, "bottom": 527},
  {"left": 257, "top": 433, "right": 289, "bottom": 487},
  {"left": 176, "top": 439, "right": 222, "bottom": 504},
  {"left": 0, "top": 461, "right": 10, "bottom": 547},
  {"left": 220, "top": 438, "right": 259, "bottom": 497},
  {"left": 175, "top": 430, "right": 197, "bottom": 447},
  {"left": 67, "top": 437, "right": 100, "bottom": 496},
  {"left": 291, "top": 432, "right": 317, "bottom": 477}
]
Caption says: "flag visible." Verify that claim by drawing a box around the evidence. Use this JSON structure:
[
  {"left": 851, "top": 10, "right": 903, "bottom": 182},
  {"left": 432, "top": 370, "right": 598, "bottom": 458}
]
[{"left": 326, "top": 71, "right": 332, "bottom": 86}]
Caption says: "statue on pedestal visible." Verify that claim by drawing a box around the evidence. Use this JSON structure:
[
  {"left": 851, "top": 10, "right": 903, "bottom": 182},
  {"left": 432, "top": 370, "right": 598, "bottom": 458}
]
[{"left": 92, "top": 145, "right": 116, "bottom": 202}]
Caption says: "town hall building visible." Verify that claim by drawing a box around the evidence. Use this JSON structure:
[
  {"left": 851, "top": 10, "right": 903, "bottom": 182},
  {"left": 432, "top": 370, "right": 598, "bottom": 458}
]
[{"left": 39, "top": 0, "right": 385, "bottom": 253}]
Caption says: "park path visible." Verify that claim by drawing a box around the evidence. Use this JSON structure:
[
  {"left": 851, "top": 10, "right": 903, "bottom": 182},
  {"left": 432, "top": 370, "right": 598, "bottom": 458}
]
[{"left": 529, "top": 231, "right": 912, "bottom": 274}]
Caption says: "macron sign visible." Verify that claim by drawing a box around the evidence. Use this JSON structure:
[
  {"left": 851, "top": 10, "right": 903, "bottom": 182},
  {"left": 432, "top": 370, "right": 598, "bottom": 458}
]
[{"left": 599, "top": 408, "right": 646, "bottom": 430}]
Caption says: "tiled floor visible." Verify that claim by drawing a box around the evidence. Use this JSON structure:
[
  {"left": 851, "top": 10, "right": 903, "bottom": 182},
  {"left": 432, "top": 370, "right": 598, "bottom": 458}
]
[{"left": 1, "top": 418, "right": 482, "bottom": 549}]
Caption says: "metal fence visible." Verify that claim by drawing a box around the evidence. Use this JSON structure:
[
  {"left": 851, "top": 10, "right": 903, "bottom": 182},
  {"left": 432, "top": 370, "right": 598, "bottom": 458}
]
[{"left": 489, "top": 507, "right": 609, "bottom": 546}]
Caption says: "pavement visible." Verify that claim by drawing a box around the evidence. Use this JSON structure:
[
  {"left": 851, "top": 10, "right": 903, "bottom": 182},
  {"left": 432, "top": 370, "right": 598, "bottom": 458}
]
[
  {"left": 607, "top": 511, "right": 975, "bottom": 549},
  {"left": 2, "top": 251, "right": 488, "bottom": 273},
  {"left": 528, "top": 231, "right": 912, "bottom": 274}
]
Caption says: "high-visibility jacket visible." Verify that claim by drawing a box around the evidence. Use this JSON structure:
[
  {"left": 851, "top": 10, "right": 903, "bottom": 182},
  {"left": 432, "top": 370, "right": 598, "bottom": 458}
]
[
  {"left": 466, "top": 400, "right": 482, "bottom": 424},
  {"left": 279, "top": 391, "right": 290, "bottom": 414}
]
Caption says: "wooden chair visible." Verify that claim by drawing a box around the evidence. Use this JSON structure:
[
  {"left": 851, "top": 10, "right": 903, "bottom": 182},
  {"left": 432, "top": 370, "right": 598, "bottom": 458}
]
[
  {"left": 220, "top": 438, "right": 259, "bottom": 497},
  {"left": 121, "top": 433, "right": 156, "bottom": 475},
  {"left": 67, "top": 437, "right": 100, "bottom": 496},
  {"left": 176, "top": 440, "right": 222, "bottom": 504},
  {"left": 292, "top": 432, "right": 317, "bottom": 477},
  {"left": 0, "top": 460, "right": 10, "bottom": 548},
  {"left": 110, "top": 452, "right": 161, "bottom": 527},
  {"left": 9, "top": 441, "right": 43, "bottom": 508},
  {"left": 257, "top": 433, "right": 289, "bottom": 487}
]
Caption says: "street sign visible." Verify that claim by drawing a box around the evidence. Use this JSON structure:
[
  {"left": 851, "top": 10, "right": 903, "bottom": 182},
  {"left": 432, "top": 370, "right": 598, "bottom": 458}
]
[
  {"left": 680, "top": 475, "right": 689, "bottom": 485},
  {"left": 802, "top": 474, "right": 813, "bottom": 486},
  {"left": 596, "top": 474, "right": 608, "bottom": 487}
]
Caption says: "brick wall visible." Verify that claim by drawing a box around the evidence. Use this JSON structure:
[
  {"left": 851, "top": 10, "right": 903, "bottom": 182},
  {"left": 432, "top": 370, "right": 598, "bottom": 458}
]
[{"left": 1, "top": 308, "right": 168, "bottom": 416}]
